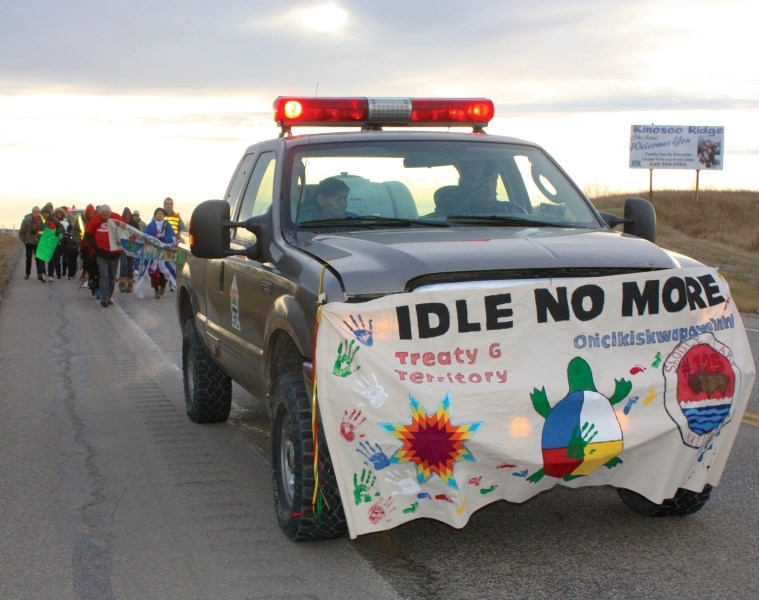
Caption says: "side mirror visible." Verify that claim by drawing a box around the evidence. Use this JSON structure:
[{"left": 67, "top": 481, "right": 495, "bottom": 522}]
[
  {"left": 601, "top": 197, "right": 656, "bottom": 244},
  {"left": 189, "top": 200, "right": 235, "bottom": 258},
  {"left": 189, "top": 200, "right": 269, "bottom": 259}
]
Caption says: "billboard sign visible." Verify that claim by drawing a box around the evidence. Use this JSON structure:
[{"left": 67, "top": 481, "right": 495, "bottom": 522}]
[{"left": 630, "top": 125, "right": 724, "bottom": 170}]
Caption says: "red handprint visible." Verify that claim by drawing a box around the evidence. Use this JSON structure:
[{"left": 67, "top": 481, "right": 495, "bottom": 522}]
[
  {"left": 340, "top": 408, "right": 366, "bottom": 442},
  {"left": 367, "top": 496, "right": 396, "bottom": 524}
]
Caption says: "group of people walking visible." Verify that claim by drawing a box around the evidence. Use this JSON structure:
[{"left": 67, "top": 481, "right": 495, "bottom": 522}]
[
  {"left": 18, "top": 204, "right": 77, "bottom": 282},
  {"left": 18, "top": 197, "right": 186, "bottom": 307}
]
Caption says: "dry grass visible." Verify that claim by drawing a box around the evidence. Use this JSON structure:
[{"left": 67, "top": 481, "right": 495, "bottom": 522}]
[
  {"left": 2, "top": 191, "right": 758, "bottom": 312},
  {"left": 0, "top": 233, "right": 20, "bottom": 299},
  {"left": 592, "top": 189, "right": 759, "bottom": 313}
]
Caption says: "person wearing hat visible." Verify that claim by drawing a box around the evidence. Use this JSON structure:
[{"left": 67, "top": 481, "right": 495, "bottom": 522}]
[
  {"left": 18, "top": 205, "right": 46, "bottom": 281},
  {"left": 117, "top": 207, "right": 137, "bottom": 293},
  {"left": 49, "top": 206, "right": 70, "bottom": 279},
  {"left": 79, "top": 204, "right": 99, "bottom": 292},
  {"left": 127, "top": 209, "right": 146, "bottom": 277},
  {"left": 85, "top": 204, "right": 126, "bottom": 307},
  {"left": 143, "top": 207, "right": 177, "bottom": 298},
  {"left": 130, "top": 210, "right": 146, "bottom": 232},
  {"left": 39, "top": 205, "right": 65, "bottom": 279},
  {"left": 60, "top": 211, "right": 80, "bottom": 280}
]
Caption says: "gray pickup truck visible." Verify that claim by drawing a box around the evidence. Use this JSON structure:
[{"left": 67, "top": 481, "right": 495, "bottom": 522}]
[{"left": 176, "top": 96, "right": 717, "bottom": 541}]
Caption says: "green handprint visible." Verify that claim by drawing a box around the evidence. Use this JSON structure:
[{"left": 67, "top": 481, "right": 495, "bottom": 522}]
[
  {"left": 353, "top": 468, "right": 377, "bottom": 505},
  {"left": 566, "top": 421, "right": 598, "bottom": 460},
  {"left": 333, "top": 338, "right": 361, "bottom": 377}
]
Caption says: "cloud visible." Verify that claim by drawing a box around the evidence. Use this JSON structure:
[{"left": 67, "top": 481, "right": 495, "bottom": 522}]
[{"left": 1, "top": 0, "right": 754, "bottom": 110}]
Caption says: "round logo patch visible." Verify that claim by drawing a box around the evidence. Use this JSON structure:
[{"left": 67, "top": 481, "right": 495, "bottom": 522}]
[{"left": 663, "top": 333, "right": 738, "bottom": 448}]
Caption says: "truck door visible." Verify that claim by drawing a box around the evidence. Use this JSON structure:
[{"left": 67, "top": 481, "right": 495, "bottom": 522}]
[
  {"left": 203, "top": 152, "right": 257, "bottom": 329},
  {"left": 210, "top": 151, "right": 277, "bottom": 393}
]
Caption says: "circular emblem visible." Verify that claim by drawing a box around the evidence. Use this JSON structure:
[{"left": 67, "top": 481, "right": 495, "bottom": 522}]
[{"left": 664, "top": 333, "right": 737, "bottom": 448}]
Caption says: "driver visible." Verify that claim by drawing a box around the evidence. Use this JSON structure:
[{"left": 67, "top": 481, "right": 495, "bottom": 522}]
[{"left": 458, "top": 162, "right": 502, "bottom": 214}]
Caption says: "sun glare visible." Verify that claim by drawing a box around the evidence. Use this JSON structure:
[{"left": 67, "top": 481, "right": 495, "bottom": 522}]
[{"left": 300, "top": 4, "right": 348, "bottom": 32}]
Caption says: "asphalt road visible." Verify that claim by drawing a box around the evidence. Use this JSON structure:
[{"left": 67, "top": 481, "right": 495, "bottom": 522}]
[{"left": 1, "top": 251, "right": 757, "bottom": 600}]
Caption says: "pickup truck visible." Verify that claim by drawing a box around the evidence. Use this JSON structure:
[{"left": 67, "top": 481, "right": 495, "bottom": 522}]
[{"left": 176, "top": 96, "right": 751, "bottom": 540}]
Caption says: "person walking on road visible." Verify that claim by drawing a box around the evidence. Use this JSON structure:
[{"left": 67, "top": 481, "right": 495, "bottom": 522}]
[
  {"left": 47, "top": 206, "right": 69, "bottom": 279},
  {"left": 143, "top": 207, "right": 176, "bottom": 299},
  {"left": 79, "top": 204, "right": 99, "bottom": 294},
  {"left": 162, "top": 197, "right": 185, "bottom": 291},
  {"left": 85, "top": 204, "right": 125, "bottom": 307},
  {"left": 118, "top": 207, "right": 136, "bottom": 293},
  {"left": 37, "top": 205, "right": 65, "bottom": 281},
  {"left": 131, "top": 210, "right": 146, "bottom": 232},
  {"left": 162, "top": 197, "right": 186, "bottom": 239},
  {"left": 18, "top": 205, "right": 47, "bottom": 281}
]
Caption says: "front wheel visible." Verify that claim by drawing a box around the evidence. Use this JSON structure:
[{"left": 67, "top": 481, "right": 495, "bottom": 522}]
[
  {"left": 271, "top": 373, "right": 346, "bottom": 541},
  {"left": 618, "top": 485, "right": 713, "bottom": 517},
  {"left": 182, "top": 319, "right": 232, "bottom": 423}
]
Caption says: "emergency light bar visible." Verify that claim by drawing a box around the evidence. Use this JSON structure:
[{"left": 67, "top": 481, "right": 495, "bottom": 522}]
[{"left": 273, "top": 96, "right": 495, "bottom": 131}]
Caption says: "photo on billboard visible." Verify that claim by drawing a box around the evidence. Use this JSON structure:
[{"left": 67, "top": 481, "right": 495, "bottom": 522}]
[{"left": 630, "top": 125, "right": 725, "bottom": 171}]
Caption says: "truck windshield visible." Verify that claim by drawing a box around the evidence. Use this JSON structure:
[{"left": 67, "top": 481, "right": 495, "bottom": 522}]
[{"left": 287, "top": 140, "right": 599, "bottom": 228}]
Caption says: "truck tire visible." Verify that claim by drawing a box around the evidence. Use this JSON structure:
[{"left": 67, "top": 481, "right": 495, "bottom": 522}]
[
  {"left": 271, "top": 373, "right": 347, "bottom": 541},
  {"left": 182, "top": 319, "right": 232, "bottom": 423},
  {"left": 618, "top": 485, "right": 713, "bottom": 517}
]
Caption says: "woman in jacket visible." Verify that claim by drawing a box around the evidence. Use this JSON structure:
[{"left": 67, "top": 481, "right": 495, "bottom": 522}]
[
  {"left": 143, "top": 207, "right": 176, "bottom": 299},
  {"left": 17, "top": 206, "right": 46, "bottom": 281}
]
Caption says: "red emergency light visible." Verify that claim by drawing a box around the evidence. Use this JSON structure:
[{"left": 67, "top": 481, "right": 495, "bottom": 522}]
[{"left": 273, "top": 96, "right": 495, "bottom": 132}]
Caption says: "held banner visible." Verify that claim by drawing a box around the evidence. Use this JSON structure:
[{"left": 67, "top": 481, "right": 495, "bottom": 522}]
[
  {"left": 629, "top": 125, "right": 724, "bottom": 170},
  {"left": 106, "top": 220, "right": 178, "bottom": 262},
  {"left": 314, "top": 267, "right": 754, "bottom": 538}
]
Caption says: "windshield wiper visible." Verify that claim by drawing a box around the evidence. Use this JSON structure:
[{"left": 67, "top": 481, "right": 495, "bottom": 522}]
[
  {"left": 299, "top": 215, "right": 452, "bottom": 228},
  {"left": 445, "top": 214, "right": 573, "bottom": 227}
]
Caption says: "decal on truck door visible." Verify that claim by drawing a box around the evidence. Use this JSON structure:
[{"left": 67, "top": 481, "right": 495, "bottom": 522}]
[{"left": 230, "top": 275, "right": 241, "bottom": 331}]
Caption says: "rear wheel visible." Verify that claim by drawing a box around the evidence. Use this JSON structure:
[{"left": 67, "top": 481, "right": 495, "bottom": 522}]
[
  {"left": 271, "top": 373, "right": 346, "bottom": 541},
  {"left": 182, "top": 319, "right": 232, "bottom": 423},
  {"left": 618, "top": 485, "right": 713, "bottom": 517}
]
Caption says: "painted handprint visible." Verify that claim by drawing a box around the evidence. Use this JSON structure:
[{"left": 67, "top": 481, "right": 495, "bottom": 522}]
[
  {"left": 333, "top": 338, "right": 361, "bottom": 377},
  {"left": 567, "top": 421, "right": 598, "bottom": 460},
  {"left": 356, "top": 440, "right": 391, "bottom": 471},
  {"left": 343, "top": 313, "right": 374, "bottom": 346},
  {"left": 352, "top": 373, "right": 388, "bottom": 408},
  {"left": 367, "top": 496, "right": 396, "bottom": 525},
  {"left": 384, "top": 469, "right": 423, "bottom": 496},
  {"left": 340, "top": 408, "right": 366, "bottom": 442},
  {"left": 353, "top": 468, "right": 378, "bottom": 505}
]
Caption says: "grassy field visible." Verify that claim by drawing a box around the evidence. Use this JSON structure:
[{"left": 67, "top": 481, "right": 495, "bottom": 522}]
[
  {"left": 0, "top": 232, "right": 20, "bottom": 299},
  {"left": 592, "top": 189, "right": 759, "bottom": 313},
  {"left": 1, "top": 190, "right": 758, "bottom": 311}
]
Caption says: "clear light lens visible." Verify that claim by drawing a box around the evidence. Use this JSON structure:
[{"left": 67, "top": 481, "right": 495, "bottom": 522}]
[{"left": 283, "top": 100, "right": 303, "bottom": 119}]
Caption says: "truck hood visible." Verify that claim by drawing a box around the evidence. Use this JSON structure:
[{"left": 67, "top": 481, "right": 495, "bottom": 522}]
[{"left": 293, "top": 227, "right": 690, "bottom": 297}]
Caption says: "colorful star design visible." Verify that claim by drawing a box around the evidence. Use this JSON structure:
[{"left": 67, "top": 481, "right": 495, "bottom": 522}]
[{"left": 382, "top": 393, "right": 481, "bottom": 490}]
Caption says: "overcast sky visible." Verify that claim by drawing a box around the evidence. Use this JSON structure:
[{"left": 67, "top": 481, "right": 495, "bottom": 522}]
[{"left": 1, "top": 0, "right": 757, "bottom": 226}]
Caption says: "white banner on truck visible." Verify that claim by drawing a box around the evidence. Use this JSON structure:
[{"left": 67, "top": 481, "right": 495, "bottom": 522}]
[
  {"left": 315, "top": 267, "right": 753, "bottom": 538},
  {"left": 630, "top": 125, "right": 724, "bottom": 170}
]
